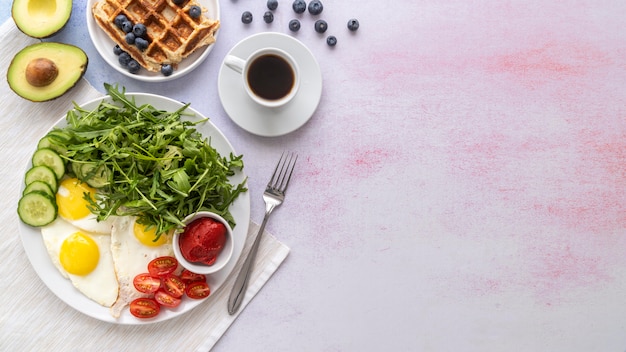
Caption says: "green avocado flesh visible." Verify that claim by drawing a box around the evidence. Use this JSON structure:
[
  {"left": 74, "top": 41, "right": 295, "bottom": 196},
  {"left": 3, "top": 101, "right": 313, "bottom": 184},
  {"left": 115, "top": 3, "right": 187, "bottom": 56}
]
[
  {"left": 12, "top": 0, "right": 72, "bottom": 38},
  {"left": 7, "top": 42, "right": 88, "bottom": 102}
]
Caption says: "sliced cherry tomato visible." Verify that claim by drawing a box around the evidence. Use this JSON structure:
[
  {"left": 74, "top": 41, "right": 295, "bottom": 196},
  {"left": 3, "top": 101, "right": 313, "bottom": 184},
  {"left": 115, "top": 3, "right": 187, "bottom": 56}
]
[
  {"left": 133, "top": 273, "right": 161, "bottom": 294},
  {"left": 148, "top": 256, "right": 178, "bottom": 277},
  {"left": 185, "top": 281, "right": 211, "bottom": 299},
  {"left": 162, "top": 274, "right": 186, "bottom": 298},
  {"left": 155, "top": 290, "right": 182, "bottom": 308},
  {"left": 180, "top": 269, "right": 206, "bottom": 284},
  {"left": 129, "top": 298, "right": 160, "bottom": 318}
]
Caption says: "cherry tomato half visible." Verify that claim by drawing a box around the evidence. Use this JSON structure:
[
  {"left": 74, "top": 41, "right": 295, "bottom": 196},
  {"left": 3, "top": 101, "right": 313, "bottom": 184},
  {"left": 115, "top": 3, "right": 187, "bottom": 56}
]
[
  {"left": 185, "top": 281, "right": 211, "bottom": 299},
  {"left": 181, "top": 269, "right": 206, "bottom": 284},
  {"left": 148, "top": 256, "right": 178, "bottom": 277},
  {"left": 133, "top": 273, "right": 161, "bottom": 294},
  {"left": 129, "top": 298, "right": 160, "bottom": 319},
  {"left": 155, "top": 290, "right": 182, "bottom": 308},
  {"left": 162, "top": 274, "right": 186, "bottom": 298}
]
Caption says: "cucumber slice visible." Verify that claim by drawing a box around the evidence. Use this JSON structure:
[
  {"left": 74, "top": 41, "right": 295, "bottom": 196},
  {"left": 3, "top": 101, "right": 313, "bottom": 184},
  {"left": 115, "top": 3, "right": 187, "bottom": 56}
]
[
  {"left": 81, "top": 163, "right": 110, "bottom": 188},
  {"left": 37, "top": 135, "right": 67, "bottom": 155},
  {"left": 18, "top": 191, "right": 58, "bottom": 227},
  {"left": 32, "top": 148, "right": 65, "bottom": 180},
  {"left": 23, "top": 180, "right": 54, "bottom": 198},
  {"left": 25, "top": 165, "right": 58, "bottom": 192},
  {"left": 70, "top": 161, "right": 83, "bottom": 178}
]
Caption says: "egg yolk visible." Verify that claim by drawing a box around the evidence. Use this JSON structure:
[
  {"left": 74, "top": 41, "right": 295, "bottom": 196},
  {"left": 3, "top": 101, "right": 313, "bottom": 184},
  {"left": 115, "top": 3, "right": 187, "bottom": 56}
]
[
  {"left": 56, "top": 178, "right": 97, "bottom": 221},
  {"left": 134, "top": 222, "right": 170, "bottom": 247},
  {"left": 59, "top": 232, "right": 100, "bottom": 276}
]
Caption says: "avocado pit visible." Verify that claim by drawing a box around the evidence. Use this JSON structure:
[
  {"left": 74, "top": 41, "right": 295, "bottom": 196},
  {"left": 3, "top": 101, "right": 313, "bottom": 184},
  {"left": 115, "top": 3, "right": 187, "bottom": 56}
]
[{"left": 25, "top": 58, "right": 59, "bottom": 87}]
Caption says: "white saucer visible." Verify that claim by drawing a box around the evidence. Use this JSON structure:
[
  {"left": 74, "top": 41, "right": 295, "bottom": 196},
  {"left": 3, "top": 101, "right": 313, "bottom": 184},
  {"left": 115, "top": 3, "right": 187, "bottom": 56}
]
[{"left": 218, "top": 32, "right": 322, "bottom": 137}]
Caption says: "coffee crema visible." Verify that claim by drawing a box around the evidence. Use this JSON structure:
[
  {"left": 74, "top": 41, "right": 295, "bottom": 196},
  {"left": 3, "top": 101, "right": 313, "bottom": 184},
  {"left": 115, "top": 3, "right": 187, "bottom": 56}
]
[{"left": 246, "top": 54, "right": 295, "bottom": 101}]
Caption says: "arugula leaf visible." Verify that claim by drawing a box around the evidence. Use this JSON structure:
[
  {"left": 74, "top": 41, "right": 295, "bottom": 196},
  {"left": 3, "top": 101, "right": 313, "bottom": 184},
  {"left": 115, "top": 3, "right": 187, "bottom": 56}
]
[{"left": 56, "top": 84, "right": 247, "bottom": 240}]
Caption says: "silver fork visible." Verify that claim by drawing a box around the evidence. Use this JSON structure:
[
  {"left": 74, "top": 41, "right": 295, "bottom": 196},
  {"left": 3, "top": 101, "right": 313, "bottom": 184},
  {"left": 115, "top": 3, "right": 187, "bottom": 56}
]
[{"left": 227, "top": 152, "right": 297, "bottom": 315}]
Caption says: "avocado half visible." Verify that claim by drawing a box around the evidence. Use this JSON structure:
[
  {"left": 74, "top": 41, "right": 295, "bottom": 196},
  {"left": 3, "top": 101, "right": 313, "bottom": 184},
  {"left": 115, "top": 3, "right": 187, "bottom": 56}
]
[
  {"left": 7, "top": 42, "right": 88, "bottom": 102},
  {"left": 12, "top": 0, "right": 72, "bottom": 38}
]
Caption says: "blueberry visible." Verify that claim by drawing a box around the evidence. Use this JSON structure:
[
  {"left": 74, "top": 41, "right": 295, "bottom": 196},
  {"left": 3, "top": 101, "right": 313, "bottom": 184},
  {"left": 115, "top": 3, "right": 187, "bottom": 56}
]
[
  {"left": 132, "top": 23, "right": 146, "bottom": 37},
  {"left": 161, "top": 64, "right": 174, "bottom": 76},
  {"left": 292, "top": 0, "right": 306, "bottom": 14},
  {"left": 125, "top": 32, "right": 136, "bottom": 45},
  {"left": 113, "top": 44, "right": 124, "bottom": 56},
  {"left": 347, "top": 18, "right": 359, "bottom": 31},
  {"left": 326, "top": 35, "right": 337, "bottom": 46},
  {"left": 172, "top": 0, "right": 183, "bottom": 4},
  {"left": 288, "top": 19, "right": 301, "bottom": 31},
  {"left": 314, "top": 19, "right": 327, "bottom": 33},
  {"left": 241, "top": 11, "right": 253, "bottom": 24},
  {"left": 135, "top": 37, "right": 149, "bottom": 51},
  {"left": 189, "top": 5, "right": 201, "bottom": 18},
  {"left": 263, "top": 11, "right": 274, "bottom": 23},
  {"left": 121, "top": 20, "right": 133, "bottom": 33},
  {"left": 127, "top": 60, "right": 141, "bottom": 74},
  {"left": 114, "top": 15, "right": 127, "bottom": 29},
  {"left": 307, "top": 0, "right": 323, "bottom": 15},
  {"left": 118, "top": 52, "right": 132, "bottom": 67},
  {"left": 267, "top": 0, "right": 278, "bottom": 10}
]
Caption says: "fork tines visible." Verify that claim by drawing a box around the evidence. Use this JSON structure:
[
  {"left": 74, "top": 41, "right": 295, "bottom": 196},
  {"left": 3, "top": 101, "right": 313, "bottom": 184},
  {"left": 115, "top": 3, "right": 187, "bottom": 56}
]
[{"left": 269, "top": 152, "right": 298, "bottom": 192}]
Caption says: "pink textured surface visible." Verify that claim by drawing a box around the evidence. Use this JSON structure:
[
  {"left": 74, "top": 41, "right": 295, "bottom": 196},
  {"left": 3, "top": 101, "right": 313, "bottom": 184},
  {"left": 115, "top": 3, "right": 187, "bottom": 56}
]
[{"left": 4, "top": 0, "right": 626, "bottom": 350}]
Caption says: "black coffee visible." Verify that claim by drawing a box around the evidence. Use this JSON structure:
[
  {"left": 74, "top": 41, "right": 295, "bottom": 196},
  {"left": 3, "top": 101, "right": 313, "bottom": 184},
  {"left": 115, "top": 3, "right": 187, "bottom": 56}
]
[{"left": 247, "top": 54, "right": 295, "bottom": 101}]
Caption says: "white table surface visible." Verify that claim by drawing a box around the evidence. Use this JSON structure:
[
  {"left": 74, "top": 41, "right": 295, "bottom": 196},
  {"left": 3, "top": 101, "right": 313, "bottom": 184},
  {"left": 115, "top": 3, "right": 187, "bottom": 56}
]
[{"left": 3, "top": 1, "right": 626, "bottom": 351}]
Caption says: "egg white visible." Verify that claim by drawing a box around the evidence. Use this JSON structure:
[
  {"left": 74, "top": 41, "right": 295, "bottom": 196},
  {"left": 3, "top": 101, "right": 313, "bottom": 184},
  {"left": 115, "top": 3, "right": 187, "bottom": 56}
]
[
  {"left": 56, "top": 182, "right": 117, "bottom": 234},
  {"left": 109, "top": 216, "right": 174, "bottom": 318},
  {"left": 41, "top": 218, "right": 119, "bottom": 307}
]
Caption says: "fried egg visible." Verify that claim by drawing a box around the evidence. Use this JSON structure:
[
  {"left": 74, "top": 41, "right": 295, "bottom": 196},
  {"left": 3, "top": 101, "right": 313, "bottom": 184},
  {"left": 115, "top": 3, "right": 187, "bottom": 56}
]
[
  {"left": 109, "top": 216, "right": 174, "bottom": 318},
  {"left": 41, "top": 218, "right": 119, "bottom": 307},
  {"left": 56, "top": 177, "right": 116, "bottom": 234}
]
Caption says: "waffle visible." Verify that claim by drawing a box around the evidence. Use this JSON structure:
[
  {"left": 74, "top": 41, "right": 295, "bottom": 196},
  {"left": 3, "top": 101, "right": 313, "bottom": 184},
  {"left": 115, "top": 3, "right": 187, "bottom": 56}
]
[{"left": 92, "top": 0, "right": 219, "bottom": 72}]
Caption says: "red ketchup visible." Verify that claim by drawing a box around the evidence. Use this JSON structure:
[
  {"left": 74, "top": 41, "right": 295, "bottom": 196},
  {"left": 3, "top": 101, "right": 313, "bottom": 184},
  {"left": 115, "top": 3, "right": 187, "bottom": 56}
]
[{"left": 179, "top": 217, "right": 227, "bottom": 266}]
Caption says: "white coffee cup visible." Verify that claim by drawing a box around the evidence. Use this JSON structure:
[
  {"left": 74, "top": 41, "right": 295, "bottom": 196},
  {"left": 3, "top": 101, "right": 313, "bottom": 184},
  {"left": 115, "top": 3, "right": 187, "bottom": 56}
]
[{"left": 224, "top": 48, "right": 300, "bottom": 108}]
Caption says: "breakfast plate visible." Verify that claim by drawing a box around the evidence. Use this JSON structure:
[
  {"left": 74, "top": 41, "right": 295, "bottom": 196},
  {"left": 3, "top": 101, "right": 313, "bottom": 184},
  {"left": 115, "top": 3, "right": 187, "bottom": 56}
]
[
  {"left": 18, "top": 93, "right": 250, "bottom": 325},
  {"left": 86, "top": 0, "right": 220, "bottom": 82},
  {"left": 218, "top": 32, "right": 322, "bottom": 137}
]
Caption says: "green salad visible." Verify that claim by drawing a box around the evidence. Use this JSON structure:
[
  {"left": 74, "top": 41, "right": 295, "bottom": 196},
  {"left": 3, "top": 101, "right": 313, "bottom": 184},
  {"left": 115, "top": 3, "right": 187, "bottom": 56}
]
[{"left": 19, "top": 83, "right": 247, "bottom": 241}]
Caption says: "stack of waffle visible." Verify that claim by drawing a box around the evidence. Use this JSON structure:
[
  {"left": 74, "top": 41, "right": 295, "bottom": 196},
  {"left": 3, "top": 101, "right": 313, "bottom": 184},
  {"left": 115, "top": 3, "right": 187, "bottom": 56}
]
[{"left": 92, "top": 0, "right": 220, "bottom": 72}]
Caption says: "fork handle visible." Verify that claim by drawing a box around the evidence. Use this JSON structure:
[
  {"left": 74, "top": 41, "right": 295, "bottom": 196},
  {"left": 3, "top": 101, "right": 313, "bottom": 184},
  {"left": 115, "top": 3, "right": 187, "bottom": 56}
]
[{"left": 227, "top": 204, "right": 276, "bottom": 315}]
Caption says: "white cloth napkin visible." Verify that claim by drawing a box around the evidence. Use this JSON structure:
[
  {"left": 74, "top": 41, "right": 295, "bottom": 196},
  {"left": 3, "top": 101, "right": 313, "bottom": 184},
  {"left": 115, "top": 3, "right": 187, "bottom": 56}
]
[{"left": 0, "top": 19, "right": 289, "bottom": 351}]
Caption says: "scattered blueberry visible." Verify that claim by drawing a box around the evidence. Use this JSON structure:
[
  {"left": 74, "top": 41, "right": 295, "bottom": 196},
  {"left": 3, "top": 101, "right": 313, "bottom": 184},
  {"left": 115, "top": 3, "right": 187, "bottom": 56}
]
[
  {"left": 135, "top": 37, "right": 149, "bottom": 50},
  {"left": 172, "top": 0, "right": 184, "bottom": 4},
  {"left": 189, "top": 5, "right": 201, "bottom": 18},
  {"left": 118, "top": 52, "right": 132, "bottom": 67},
  {"left": 125, "top": 32, "right": 136, "bottom": 44},
  {"left": 289, "top": 19, "right": 301, "bottom": 31},
  {"left": 267, "top": 0, "right": 278, "bottom": 10},
  {"left": 326, "top": 35, "right": 337, "bottom": 46},
  {"left": 241, "top": 11, "right": 253, "bottom": 24},
  {"left": 161, "top": 64, "right": 174, "bottom": 76},
  {"left": 263, "top": 11, "right": 274, "bottom": 23},
  {"left": 127, "top": 60, "right": 140, "bottom": 74},
  {"left": 113, "top": 44, "right": 124, "bottom": 56},
  {"left": 308, "top": 0, "right": 323, "bottom": 15},
  {"left": 114, "top": 15, "right": 127, "bottom": 29},
  {"left": 347, "top": 18, "right": 359, "bottom": 31},
  {"left": 314, "top": 19, "right": 327, "bottom": 33},
  {"left": 121, "top": 20, "right": 133, "bottom": 33},
  {"left": 132, "top": 23, "right": 146, "bottom": 37},
  {"left": 292, "top": 0, "right": 306, "bottom": 14}
]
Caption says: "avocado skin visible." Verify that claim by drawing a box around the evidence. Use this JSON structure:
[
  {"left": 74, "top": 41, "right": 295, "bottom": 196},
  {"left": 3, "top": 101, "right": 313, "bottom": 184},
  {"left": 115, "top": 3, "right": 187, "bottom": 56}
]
[
  {"left": 12, "top": 0, "right": 73, "bottom": 38},
  {"left": 7, "top": 42, "right": 88, "bottom": 102}
]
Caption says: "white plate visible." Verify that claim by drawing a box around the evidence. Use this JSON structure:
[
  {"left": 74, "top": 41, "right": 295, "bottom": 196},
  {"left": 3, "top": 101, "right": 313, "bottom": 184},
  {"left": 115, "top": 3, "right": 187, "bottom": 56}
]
[
  {"left": 18, "top": 93, "right": 250, "bottom": 325},
  {"left": 218, "top": 32, "right": 322, "bottom": 137},
  {"left": 86, "top": 0, "right": 220, "bottom": 82}
]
